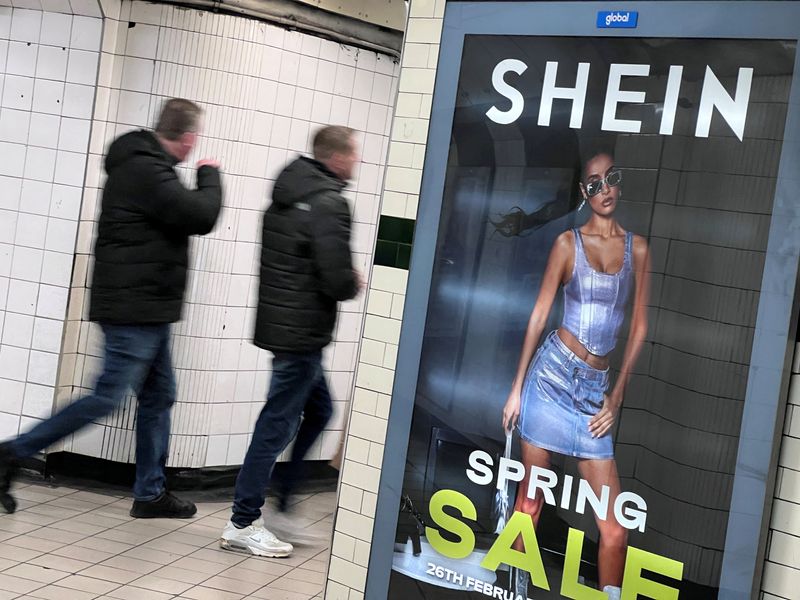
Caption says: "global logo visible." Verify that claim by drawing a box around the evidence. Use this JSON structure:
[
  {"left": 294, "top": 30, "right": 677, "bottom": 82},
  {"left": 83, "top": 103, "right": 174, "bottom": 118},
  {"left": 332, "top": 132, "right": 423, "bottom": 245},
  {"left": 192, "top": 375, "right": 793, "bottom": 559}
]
[
  {"left": 606, "top": 11, "right": 629, "bottom": 25},
  {"left": 597, "top": 10, "right": 639, "bottom": 28}
]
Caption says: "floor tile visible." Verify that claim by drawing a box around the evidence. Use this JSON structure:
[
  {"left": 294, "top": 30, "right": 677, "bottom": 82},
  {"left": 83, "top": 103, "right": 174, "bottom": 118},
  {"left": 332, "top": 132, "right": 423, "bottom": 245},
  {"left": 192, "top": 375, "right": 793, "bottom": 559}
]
[
  {"left": 181, "top": 586, "right": 245, "bottom": 600},
  {"left": 0, "top": 481, "right": 337, "bottom": 600},
  {"left": 0, "top": 572, "right": 44, "bottom": 594},
  {"left": 126, "top": 574, "right": 193, "bottom": 596},
  {"left": 3, "top": 563, "right": 70, "bottom": 585},
  {"left": 79, "top": 565, "right": 141, "bottom": 585},
  {"left": 25, "top": 584, "right": 98, "bottom": 600},
  {"left": 54, "top": 574, "right": 119, "bottom": 595}
]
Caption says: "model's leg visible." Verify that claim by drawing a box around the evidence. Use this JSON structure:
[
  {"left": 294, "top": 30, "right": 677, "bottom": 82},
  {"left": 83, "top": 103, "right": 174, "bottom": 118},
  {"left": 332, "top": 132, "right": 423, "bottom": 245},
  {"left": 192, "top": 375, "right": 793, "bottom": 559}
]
[
  {"left": 577, "top": 458, "right": 627, "bottom": 591},
  {"left": 510, "top": 441, "right": 552, "bottom": 597},
  {"left": 512, "top": 440, "right": 552, "bottom": 549}
]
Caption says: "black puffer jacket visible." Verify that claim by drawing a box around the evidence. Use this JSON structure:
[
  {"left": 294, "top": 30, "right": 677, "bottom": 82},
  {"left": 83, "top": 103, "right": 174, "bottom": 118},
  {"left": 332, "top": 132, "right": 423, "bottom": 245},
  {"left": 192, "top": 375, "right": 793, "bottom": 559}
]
[
  {"left": 89, "top": 130, "right": 222, "bottom": 324},
  {"left": 254, "top": 157, "right": 357, "bottom": 353}
]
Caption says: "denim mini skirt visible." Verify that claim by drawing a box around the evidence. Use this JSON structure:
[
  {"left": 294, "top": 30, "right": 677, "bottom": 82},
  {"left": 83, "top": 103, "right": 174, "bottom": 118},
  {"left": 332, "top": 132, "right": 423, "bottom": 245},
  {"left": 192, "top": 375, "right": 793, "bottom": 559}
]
[{"left": 517, "top": 330, "right": 613, "bottom": 459}]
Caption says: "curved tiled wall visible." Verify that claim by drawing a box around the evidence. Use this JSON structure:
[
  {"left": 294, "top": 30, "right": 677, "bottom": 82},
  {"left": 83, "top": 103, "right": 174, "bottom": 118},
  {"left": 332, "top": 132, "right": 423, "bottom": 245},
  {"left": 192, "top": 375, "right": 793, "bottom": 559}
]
[{"left": 0, "top": 0, "right": 399, "bottom": 470}]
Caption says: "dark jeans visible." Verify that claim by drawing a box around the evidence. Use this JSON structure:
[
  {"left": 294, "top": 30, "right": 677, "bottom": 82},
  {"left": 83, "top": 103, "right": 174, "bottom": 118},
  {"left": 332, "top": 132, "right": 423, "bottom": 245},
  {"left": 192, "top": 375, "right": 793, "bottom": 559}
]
[
  {"left": 10, "top": 323, "right": 176, "bottom": 501},
  {"left": 232, "top": 350, "right": 333, "bottom": 528}
]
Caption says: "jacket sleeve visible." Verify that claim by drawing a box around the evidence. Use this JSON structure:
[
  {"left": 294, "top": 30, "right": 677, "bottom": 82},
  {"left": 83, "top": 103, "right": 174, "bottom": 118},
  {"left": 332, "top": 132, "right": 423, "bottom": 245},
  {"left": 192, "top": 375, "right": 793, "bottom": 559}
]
[
  {"left": 310, "top": 193, "right": 358, "bottom": 302},
  {"left": 136, "top": 158, "right": 223, "bottom": 236}
]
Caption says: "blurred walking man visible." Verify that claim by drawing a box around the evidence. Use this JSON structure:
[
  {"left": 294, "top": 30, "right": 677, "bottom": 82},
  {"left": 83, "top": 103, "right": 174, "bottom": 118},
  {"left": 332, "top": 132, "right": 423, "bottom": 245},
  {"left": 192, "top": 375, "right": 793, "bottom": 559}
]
[
  {"left": 220, "top": 126, "right": 362, "bottom": 557},
  {"left": 0, "top": 98, "right": 222, "bottom": 518}
]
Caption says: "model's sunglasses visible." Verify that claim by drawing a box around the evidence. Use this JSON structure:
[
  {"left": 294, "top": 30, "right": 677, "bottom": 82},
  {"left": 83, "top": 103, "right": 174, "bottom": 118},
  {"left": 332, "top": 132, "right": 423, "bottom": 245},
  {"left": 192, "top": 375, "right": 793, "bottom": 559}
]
[{"left": 584, "top": 169, "right": 622, "bottom": 197}]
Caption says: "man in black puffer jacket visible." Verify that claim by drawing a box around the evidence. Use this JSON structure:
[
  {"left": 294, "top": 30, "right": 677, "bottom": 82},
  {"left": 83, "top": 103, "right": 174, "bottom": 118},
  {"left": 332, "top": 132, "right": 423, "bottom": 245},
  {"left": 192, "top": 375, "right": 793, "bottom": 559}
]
[
  {"left": 220, "top": 126, "right": 360, "bottom": 558},
  {"left": 0, "top": 98, "right": 222, "bottom": 518}
]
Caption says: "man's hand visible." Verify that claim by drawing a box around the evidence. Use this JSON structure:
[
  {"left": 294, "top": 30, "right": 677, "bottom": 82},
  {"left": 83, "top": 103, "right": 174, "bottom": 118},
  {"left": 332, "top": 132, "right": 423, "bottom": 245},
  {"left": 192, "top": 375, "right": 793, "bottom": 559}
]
[
  {"left": 197, "top": 159, "right": 220, "bottom": 169},
  {"left": 355, "top": 270, "right": 366, "bottom": 293}
]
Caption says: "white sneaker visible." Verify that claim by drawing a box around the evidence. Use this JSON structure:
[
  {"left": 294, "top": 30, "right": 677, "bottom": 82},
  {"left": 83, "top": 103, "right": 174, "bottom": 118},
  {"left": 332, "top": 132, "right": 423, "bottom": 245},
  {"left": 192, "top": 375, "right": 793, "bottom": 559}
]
[
  {"left": 603, "top": 585, "right": 621, "bottom": 600},
  {"left": 220, "top": 520, "right": 293, "bottom": 557}
]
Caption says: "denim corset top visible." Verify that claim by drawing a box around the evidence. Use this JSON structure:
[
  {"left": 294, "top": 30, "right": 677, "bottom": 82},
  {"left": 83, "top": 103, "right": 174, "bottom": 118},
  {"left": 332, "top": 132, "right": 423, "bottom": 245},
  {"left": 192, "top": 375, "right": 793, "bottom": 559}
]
[{"left": 561, "top": 228, "right": 634, "bottom": 356}]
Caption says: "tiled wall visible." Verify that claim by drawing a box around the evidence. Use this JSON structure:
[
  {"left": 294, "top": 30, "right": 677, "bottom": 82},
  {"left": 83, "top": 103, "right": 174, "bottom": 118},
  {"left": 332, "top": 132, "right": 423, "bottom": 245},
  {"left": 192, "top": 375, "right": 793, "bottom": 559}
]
[
  {"left": 0, "top": 3, "right": 102, "bottom": 443},
  {"left": 325, "top": 0, "right": 442, "bottom": 597},
  {"left": 46, "top": 0, "right": 399, "bottom": 468},
  {"left": 762, "top": 347, "right": 800, "bottom": 598}
]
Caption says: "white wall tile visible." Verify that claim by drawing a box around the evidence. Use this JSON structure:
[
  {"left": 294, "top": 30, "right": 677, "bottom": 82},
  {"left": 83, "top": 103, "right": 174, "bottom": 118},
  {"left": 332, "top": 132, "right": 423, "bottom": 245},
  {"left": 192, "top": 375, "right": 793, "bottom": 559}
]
[
  {"left": 7, "top": 40, "right": 38, "bottom": 76},
  {"left": 21, "top": 382, "right": 53, "bottom": 418},
  {"left": 57, "top": 117, "right": 90, "bottom": 152},
  {"left": 44, "top": 216, "right": 76, "bottom": 252},
  {"left": 36, "top": 44, "right": 68, "bottom": 80},
  {"left": 0, "top": 142, "right": 25, "bottom": 177},
  {"left": 120, "top": 55, "right": 153, "bottom": 92},
  {"left": 0, "top": 108, "right": 31, "bottom": 144},
  {"left": 61, "top": 83, "right": 94, "bottom": 119},
  {"left": 3, "top": 75, "right": 34, "bottom": 111},
  {"left": 27, "top": 348, "right": 57, "bottom": 385},
  {"left": 0, "top": 378, "right": 25, "bottom": 414},
  {"left": 0, "top": 275, "right": 8, "bottom": 307},
  {"left": 23, "top": 145, "right": 56, "bottom": 181},
  {"left": 20, "top": 180, "right": 52, "bottom": 218},
  {"left": 49, "top": 183, "right": 81, "bottom": 220},
  {"left": 31, "top": 78, "right": 63, "bottom": 113},
  {"left": 0, "top": 344, "right": 29, "bottom": 380},
  {"left": 0, "top": 210, "right": 19, "bottom": 242},
  {"left": 5, "top": 278, "right": 36, "bottom": 314},
  {"left": 2, "top": 310, "right": 33, "bottom": 346},
  {"left": 125, "top": 23, "right": 157, "bottom": 59},
  {"left": 39, "top": 11, "right": 70, "bottom": 47},
  {"left": 53, "top": 150, "right": 86, "bottom": 185},
  {"left": 10, "top": 245, "right": 42, "bottom": 281},
  {"left": 10, "top": 9, "right": 41, "bottom": 43},
  {"left": 28, "top": 112, "right": 59, "bottom": 148},
  {"left": 66, "top": 49, "right": 99, "bottom": 85},
  {"left": 36, "top": 282, "right": 67, "bottom": 318},
  {"left": 205, "top": 434, "right": 228, "bottom": 466},
  {"left": 0, "top": 9, "right": 11, "bottom": 40},
  {"left": 15, "top": 211, "right": 47, "bottom": 247},
  {"left": 0, "top": 177, "right": 22, "bottom": 212},
  {"left": 0, "top": 411, "right": 20, "bottom": 440},
  {"left": 39, "top": 250, "right": 70, "bottom": 286},
  {"left": 70, "top": 15, "right": 101, "bottom": 51},
  {"left": 31, "top": 316, "right": 62, "bottom": 352}
]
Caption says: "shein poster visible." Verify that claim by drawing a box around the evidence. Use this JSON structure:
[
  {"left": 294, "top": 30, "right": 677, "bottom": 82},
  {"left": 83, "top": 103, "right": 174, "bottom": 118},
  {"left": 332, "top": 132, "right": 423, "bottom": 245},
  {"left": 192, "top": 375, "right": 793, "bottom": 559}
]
[{"left": 387, "top": 35, "right": 797, "bottom": 599}]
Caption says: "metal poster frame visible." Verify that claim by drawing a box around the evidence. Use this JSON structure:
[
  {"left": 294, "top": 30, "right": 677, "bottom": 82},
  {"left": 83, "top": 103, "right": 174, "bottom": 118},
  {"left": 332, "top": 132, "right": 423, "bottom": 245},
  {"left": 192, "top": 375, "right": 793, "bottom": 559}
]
[{"left": 367, "top": 3, "right": 800, "bottom": 598}]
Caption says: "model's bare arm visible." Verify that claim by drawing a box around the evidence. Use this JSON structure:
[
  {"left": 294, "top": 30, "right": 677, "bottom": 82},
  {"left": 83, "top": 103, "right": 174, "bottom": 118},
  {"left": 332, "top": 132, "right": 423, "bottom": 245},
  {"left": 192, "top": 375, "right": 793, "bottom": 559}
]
[
  {"left": 502, "top": 232, "right": 572, "bottom": 430},
  {"left": 589, "top": 235, "right": 651, "bottom": 438}
]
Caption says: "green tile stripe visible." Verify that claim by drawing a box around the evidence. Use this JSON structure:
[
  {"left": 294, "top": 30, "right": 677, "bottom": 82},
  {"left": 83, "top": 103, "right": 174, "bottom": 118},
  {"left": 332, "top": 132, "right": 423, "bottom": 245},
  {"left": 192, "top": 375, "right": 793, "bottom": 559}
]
[{"left": 374, "top": 216, "right": 415, "bottom": 270}]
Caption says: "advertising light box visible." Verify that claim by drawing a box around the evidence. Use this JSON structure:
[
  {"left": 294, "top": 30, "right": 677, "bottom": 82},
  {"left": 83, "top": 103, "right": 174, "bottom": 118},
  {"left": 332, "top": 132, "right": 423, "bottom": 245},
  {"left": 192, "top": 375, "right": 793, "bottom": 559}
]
[{"left": 366, "top": 3, "right": 800, "bottom": 599}]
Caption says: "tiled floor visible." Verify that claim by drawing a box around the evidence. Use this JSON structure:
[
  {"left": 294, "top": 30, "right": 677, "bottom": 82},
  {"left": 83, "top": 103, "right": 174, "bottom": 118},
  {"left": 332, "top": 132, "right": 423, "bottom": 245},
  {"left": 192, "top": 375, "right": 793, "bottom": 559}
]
[{"left": 0, "top": 480, "right": 334, "bottom": 599}]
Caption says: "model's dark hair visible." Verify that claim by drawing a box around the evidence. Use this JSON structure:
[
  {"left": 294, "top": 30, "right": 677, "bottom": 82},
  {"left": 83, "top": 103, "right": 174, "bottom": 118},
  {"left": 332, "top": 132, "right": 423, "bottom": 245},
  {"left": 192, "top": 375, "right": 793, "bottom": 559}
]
[
  {"left": 313, "top": 126, "right": 355, "bottom": 160},
  {"left": 155, "top": 98, "right": 202, "bottom": 141},
  {"left": 579, "top": 137, "right": 617, "bottom": 177}
]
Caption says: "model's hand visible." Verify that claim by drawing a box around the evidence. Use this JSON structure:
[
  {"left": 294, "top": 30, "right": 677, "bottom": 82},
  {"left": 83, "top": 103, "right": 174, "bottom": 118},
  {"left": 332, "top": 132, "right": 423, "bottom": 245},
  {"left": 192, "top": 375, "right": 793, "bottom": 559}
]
[
  {"left": 197, "top": 158, "right": 220, "bottom": 169},
  {"left": 589, "top": 393, "right": 621, "bottom": 438},
  {"left": 502, "top": 389, "right": 521, "bottom": 432}
]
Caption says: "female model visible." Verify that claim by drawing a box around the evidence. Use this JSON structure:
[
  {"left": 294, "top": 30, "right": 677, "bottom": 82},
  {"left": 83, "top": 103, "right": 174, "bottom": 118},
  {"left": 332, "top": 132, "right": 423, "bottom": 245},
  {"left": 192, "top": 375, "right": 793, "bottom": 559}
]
[{"left": 502, "top": 150, "right": 650, "bottom": 599}]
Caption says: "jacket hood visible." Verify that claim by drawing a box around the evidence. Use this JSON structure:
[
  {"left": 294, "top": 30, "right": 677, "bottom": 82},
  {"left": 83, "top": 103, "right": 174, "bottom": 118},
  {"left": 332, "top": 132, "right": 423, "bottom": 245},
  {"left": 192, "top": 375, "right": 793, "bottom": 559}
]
[
  {"left": 105, "top": 130, "right": 177, "bottom": 172},
  {"left": 272, "top": 157, "right": 346, "bottom": 207}
]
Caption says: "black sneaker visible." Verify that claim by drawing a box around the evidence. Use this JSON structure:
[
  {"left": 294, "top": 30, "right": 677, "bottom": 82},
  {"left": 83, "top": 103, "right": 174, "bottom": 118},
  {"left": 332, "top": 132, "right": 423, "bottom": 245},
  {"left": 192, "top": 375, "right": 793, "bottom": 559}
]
[
  {"left": 0, "top": 443, "right": 19, "bottom": 514},
  {"left": 130, "top": 491, "right": 197, "bottom": 519}
]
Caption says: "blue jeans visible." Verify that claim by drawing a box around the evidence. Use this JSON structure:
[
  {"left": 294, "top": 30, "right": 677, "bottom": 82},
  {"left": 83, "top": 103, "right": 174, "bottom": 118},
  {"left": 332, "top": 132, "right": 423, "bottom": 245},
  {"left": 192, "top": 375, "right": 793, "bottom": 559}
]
[
  {"left": 10, "top": 323, "right": 176, "bottom": 501},
  {"left": 232, "top": 350, "right": 333, "bottom": 528}
]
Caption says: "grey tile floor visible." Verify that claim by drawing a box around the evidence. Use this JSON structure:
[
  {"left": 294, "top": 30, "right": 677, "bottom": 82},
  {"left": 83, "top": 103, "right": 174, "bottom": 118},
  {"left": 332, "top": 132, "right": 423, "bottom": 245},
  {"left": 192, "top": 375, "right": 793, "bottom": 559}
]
[{"left": 0, "top": 480, "right": 334, "bottom": 599}]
